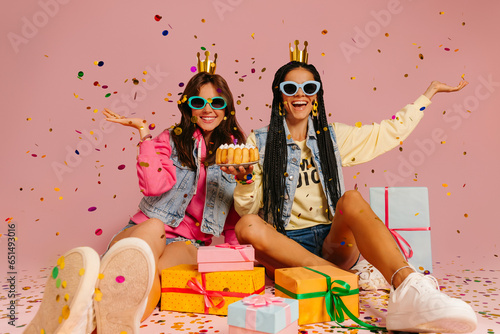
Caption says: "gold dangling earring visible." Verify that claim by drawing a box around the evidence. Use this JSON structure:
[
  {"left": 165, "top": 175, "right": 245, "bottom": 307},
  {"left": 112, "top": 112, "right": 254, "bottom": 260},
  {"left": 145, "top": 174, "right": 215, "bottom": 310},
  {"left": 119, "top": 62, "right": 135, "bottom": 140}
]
[
  {"left": 278, "top": 102, "right": 283, "bottom": 116},
  {"left": 312, "top": 100, "right": 318, "bottom": 117}
]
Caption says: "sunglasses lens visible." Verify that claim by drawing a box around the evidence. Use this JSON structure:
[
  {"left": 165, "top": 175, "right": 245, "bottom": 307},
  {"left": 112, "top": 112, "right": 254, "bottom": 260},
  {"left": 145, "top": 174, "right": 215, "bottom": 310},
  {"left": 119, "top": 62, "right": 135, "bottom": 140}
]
[
  {"left": 304, "top": 83, "right": 319, "bottom": 95},
  {"left": 190, "top": 97, "right": 205, "bottom": 109},
  {"left": 282, "top": 83, "right": 298, "bottom": 95},
  {"left": 210, "top": 97, "right": 226, "bottom": 109}
]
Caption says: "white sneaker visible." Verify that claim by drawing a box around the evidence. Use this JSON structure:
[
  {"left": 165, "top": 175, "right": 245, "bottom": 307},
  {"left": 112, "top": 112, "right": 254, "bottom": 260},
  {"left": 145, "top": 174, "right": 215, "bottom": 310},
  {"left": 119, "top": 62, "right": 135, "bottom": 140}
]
[
  {"left": 386, "top": 272, "right": 477, "bottom": 333},
  {"left": 23, "top": 247, "right": 100, "bottom": 334},
  {"left": 94, "top": 237, "right": 155, "bottom": 334},
  {"left": 351, "top": 259, "right": 390, "bottom": 291}
]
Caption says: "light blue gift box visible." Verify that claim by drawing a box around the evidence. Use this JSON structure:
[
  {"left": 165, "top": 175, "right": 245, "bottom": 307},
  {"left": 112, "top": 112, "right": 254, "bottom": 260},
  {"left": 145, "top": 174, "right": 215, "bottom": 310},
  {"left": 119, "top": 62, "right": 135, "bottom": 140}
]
[
  {"left": 370, "top": 187, "right": 433, "bottom": 273},
  {"left": 227, "top": 294, "right": 299, "bottom": 334}
]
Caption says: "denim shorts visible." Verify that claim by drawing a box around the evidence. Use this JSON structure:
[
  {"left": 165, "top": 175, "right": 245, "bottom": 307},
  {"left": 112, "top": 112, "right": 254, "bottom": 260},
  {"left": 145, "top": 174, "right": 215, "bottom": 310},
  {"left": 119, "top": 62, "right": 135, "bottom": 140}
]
[
  {"left": 107, "top": 221, "right": 206, "bottom": 251},
  {"left": 286, "top": 223, "right": 331, "bottom": 257}
]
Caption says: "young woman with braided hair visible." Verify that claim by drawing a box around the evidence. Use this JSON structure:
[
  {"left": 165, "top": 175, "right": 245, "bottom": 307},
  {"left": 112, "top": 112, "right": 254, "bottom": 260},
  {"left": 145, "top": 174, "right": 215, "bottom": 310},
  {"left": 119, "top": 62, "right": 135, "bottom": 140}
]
[{"left": 223, "top": 56, "right": 477, "bottom": 332}]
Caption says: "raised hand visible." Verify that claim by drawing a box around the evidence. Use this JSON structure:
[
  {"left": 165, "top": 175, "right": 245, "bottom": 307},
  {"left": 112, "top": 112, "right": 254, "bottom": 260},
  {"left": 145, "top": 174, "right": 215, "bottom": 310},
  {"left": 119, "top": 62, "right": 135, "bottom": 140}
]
[
  {"left": 423, "top": 80, "right": 469, "bottom": 100},
  {"left": 102, "top": 108, "right": 148, "bottom": 130}
]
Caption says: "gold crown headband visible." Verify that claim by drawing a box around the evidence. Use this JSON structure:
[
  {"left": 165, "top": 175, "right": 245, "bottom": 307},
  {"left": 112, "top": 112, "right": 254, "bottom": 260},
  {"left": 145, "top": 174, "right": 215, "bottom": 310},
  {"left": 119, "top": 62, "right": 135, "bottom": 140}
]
[
  {"left": 197, "top": 51, "right": 217, "bottom": 74},
  {"left": 290, "top": 40, "right": 308, "bottom": 64}
]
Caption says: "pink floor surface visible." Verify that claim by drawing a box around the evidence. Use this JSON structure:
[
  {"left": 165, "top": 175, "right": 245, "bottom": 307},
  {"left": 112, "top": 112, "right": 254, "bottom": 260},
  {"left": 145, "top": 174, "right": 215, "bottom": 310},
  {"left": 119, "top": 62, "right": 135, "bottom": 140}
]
[{"left": 2, "top": 259, "right": 499, "bottom": 334}]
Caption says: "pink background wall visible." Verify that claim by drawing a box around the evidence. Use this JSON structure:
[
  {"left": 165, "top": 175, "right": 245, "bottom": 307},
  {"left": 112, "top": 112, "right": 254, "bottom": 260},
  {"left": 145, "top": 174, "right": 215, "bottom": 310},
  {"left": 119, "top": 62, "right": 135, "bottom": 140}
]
[{"left": 1, "top": 0, "right": 499, "bottom": 275}]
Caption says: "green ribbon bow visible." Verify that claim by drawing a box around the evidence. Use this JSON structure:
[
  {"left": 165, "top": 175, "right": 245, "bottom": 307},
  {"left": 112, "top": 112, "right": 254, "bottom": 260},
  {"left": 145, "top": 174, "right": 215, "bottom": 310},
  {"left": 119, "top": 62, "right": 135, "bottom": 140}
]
[{"left": 275, "top": 267, "right": 386, "bottom": 331}]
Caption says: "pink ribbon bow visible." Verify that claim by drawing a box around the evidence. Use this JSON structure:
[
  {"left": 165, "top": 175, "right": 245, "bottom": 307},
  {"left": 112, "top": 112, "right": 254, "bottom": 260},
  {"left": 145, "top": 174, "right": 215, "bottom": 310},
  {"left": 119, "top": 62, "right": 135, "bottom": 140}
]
[
  {"left": 384, "top": 187, "right": 431, "bottom": 259},
  {"left": 242, "top": 294, "right": 285, "bottom": 307},
  {"left": 215, "top": 243, "right": 250, "bottom": 261},
  {"left": 186, "top": 275, "right": 225, "bottom": 314}
]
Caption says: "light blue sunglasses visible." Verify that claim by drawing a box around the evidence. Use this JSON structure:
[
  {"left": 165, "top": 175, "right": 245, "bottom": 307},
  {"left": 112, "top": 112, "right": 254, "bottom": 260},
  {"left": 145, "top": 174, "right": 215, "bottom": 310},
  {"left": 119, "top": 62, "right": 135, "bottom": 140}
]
[{"left": 279, "top": 80, "right": 321, "bottom": 96}]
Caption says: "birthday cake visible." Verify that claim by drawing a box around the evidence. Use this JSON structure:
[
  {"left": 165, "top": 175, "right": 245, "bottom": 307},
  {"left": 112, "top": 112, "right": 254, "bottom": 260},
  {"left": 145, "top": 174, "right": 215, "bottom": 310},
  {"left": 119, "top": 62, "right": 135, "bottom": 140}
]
[{"left": 216, "top": 144, "right": 259, "bottom": 165}]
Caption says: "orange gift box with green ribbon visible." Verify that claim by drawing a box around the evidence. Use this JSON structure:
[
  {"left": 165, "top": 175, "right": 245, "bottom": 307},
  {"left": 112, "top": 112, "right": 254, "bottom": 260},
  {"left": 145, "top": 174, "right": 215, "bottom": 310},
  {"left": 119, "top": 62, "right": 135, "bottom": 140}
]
[
  {"left": 161, "top": 264, "right": 265, "bottom": 315},
  {"left": 275, "top": 266, "right": 360, "bottom": 325}
]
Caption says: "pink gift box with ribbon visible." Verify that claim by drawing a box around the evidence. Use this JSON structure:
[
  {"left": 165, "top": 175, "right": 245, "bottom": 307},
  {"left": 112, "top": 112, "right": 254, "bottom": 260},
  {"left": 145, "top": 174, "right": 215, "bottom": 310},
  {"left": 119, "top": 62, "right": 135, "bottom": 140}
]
[
  {"left": 369, "top": 187, "right": 433, "bottom": 273},
  {"left": 227, "top": 294, "right": 299, "bottom": 334},
  {"left": 197, "top": 243, "right": 255, "bottom": 273}
]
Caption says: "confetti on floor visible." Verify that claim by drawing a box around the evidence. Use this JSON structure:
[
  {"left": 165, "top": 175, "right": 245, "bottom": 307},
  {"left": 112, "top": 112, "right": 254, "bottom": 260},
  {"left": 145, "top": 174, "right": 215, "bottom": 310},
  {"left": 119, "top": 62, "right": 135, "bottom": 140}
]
[{"left": 1, "top": 260, "right": 498, "bottom": 333}]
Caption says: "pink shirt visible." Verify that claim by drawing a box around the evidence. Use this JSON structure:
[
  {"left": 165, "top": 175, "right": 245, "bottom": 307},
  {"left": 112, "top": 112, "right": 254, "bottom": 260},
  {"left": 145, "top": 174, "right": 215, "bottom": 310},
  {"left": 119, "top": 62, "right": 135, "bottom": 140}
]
[{"left": 130, "top": 129, "right": 239, "bottom": 245}]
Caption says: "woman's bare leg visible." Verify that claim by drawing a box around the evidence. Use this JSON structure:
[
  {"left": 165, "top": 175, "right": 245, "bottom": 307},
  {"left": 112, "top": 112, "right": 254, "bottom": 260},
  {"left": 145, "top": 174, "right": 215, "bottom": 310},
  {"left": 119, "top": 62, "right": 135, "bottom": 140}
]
[
  {"left": 322, "top": 190, "right": 413, "bottom": 288},
  {"left": 235, "top": 214, "right": 334, "bottom": 277}
]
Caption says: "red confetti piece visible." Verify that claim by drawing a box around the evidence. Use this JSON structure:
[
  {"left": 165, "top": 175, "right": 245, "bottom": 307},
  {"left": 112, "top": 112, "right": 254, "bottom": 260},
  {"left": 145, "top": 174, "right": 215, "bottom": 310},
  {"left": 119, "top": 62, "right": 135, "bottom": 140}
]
[
  {"left": 154, "top": 15, "right": 162, "bottom": 21},
  {"left": 118, "top": 164, "right": 126, "bottom": 170},
  {"left": 95, "top": 228, "right": 102, "bottom": 236},
  {"left": 88, "top": 207, "right": 97, "bottom": 212}
]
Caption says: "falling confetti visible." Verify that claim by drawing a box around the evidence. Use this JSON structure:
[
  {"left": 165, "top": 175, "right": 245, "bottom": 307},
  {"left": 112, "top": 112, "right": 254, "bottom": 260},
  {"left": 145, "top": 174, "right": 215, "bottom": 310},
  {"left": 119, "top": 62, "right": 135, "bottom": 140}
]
[
  {"left": 154, "top": 15, "right": 162, "bottom": 21},
  {"left": 88, "top": 206, "right": 97, "bottom": 212},
  {"left": 118, "top": 164, "right": 126, "bottom": 170},
  {"left": 95, "top": 228, "right": 103, "bottom": 236}
]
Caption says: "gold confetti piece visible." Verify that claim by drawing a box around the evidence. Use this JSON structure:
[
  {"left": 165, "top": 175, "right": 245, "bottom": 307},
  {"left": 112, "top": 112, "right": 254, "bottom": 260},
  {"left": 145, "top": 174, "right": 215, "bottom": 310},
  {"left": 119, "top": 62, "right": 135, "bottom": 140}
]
[
  {"left": 350, "top": 77, "right": 356, "bottom": 80},
  {"left": 191, "top": 116, "right": 198, "bottom": 123},
  {"left": 79, "top": 268, "right": 85, "bottom": 276},
  {"left": 461, "top": 74, "right": 465, "bottom": 79},
  {"left": 251, "top": 32, "right": 255, "bottom": 39},
  {"left": 385, "top": 33, "right": 389, "bottom": 37},
  {"left": 201, "top": 19, "right": 205, "bottom": 23},
  {"left": 355, "top": 122, "right": 362, "bottom": 128},
  {"left": 439, "top": 11, "right": 444, "bottom": 14},
  {"left": 94, "top": 288, "right": 102, "bottom": 301},
  {"left": 321, "top": 29, "right": 328, "bottom": 35},
  {"left": 62, "top": 281, "right": 67, "bottom": 288},
  {"left": 185, "top": 240, "right": 192, "bottom": 245},
  {"left": 98, "top": 273, "right": 104, "bottom": 279},
  {"left": 57, "top": 256, "right": 65, "bottom": 267},
  {"left": 58, "top": 197, "right": 63, "bottom": 200},
  {"left": 419, "top": 54, "right": 424, "bottom": 60},
  {"left": 58, "top": 316, "right": 63, "bottom": 324},
  {"left": 415, "top": 213, "right": 419, "bottom": 216},
  {"left": 442, "top": 183, "right": 448, "bottom": 187},
  {"left": 441, "top": 141, "right": 446, "bottom": 144},
  {"left": 174, "top": 127, "right": 182, "bottom": 135},
  {"left": 62, "top": 305, "right": 70, "bottom": 319},
  {"left": 27, "top": 117, "right": 32, "bottom": 121},
  {"left": 74, "top": 93, "right": 79, "bottom": 98},
  {"left": 64, "top": 294, "right": 69, "bottom": 301},
  {"left": 464, "top": 213, "right": 468, "bottom": 218},
  {"left": 446, "top": 192, "right": 451, "bottom": 196},
  {"left": 321, "top": 52, "right": 325, "bottom": 56}
]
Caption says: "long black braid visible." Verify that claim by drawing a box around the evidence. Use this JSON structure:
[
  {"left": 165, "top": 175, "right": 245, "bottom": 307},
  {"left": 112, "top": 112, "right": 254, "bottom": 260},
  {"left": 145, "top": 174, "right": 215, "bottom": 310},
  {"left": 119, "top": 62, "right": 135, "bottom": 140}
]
[{"left": 262, "top": 61, "right": 343, "bottom": 234}]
